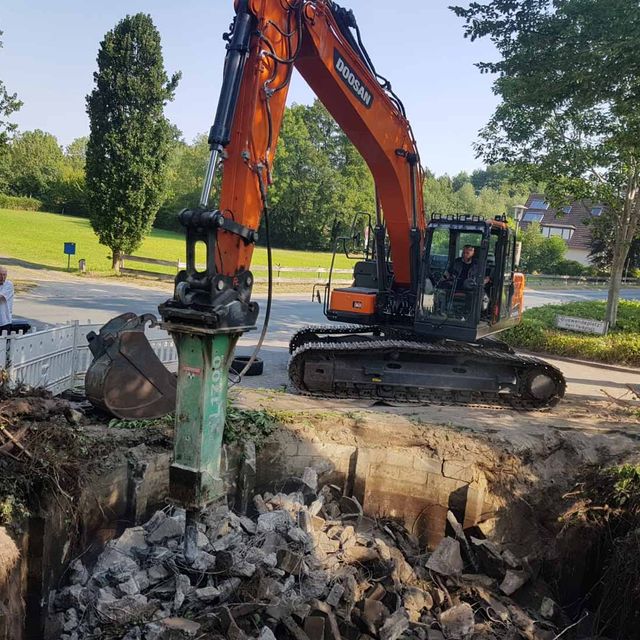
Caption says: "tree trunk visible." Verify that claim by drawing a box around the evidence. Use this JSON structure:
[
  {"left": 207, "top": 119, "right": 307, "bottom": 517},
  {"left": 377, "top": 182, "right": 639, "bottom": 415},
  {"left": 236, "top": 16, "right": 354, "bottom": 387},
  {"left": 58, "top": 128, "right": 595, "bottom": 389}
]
[
  {"left": 605, "top": 246, "right": 625, "bottom": 328},
  {"left": 605, "top": 168, "right": 640, "bottom": 328},
  {"left": 112, "top": 250, "right": 122, "bottom": 273}
]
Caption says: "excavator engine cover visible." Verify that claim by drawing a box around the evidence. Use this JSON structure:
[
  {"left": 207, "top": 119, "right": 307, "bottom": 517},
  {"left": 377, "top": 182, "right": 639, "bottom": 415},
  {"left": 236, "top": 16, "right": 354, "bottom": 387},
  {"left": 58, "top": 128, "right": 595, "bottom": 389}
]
[{"left": 85, "top": 313, "right": 177, "bottom": 419}]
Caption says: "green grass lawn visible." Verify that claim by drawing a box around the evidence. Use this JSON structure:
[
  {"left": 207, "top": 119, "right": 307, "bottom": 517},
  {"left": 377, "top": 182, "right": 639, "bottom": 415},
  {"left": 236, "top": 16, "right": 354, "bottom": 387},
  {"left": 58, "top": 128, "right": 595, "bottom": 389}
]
[
  {"left": 0, "top": 208, "right": 353, "bottom": 276},
  {"left": 502, "top": 300, "right": 640, "bottom": 366}
]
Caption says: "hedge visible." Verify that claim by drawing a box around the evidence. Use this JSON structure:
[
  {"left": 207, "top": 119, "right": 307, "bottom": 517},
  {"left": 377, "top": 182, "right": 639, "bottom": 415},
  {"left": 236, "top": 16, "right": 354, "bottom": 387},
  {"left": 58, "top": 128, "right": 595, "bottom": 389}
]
[
  {"left": 502, "top": 300, "right": 640, "bottom": 367},
  {"left": 0, "top": 194, "right": 42, "bottom": 211}
]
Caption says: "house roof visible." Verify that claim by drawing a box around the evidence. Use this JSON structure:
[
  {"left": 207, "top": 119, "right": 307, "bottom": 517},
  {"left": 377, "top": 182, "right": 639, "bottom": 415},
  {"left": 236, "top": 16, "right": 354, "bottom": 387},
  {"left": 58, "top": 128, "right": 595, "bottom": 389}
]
[{"left": 520, "top": 193, "right": 600, "bottom": 251}]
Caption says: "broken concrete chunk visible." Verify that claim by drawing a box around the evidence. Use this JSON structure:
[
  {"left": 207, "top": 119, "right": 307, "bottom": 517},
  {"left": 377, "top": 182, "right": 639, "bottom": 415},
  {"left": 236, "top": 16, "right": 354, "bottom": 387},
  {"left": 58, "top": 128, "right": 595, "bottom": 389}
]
[
  {"left": 303, "top": 616, "right": 325, "bottom": 640},
  {"left": 239, "top": 516, "right": 257, "bottom": 534},
  {"left": 68, "top": 560, "right": 89, "bottom": 586},
  {"left": 302, "top": 467, "right": 318, "bottom": 492},
  {"left": 195, "top": 530, "right": 210, "bottom": 549},
  {"left": 114, "top": 526, "right": 148, "bottom": 554},
  {"left": 230, "top": 560, "right": 256, "bottom": 578},
  {"left": 499, "top": 569, "right": 529, "bottom": 596},
  {"left": 159, "top": 617, "right": 201, "bottom": 638},
  {"left": 54, "top": 584, "right": 87, "bottom": 611},
  {"left": 244, "top": 547, "right": 277, "bottom": 568},
  {"left": 191, "top": 550, "right": 216, "bottom": 572},
  {"left": 308, "top": 496, "right": 325, "bottom": 517},
  {"left": 63, "top": 608, "right": 78, "bottom": 632},
  {"left": 379, "top": 608, "right": 410, "bottom": 640},
  {"left": 361, "top": 598, "right": 390, "bottom": 634},
  {"left": 258, "top": 628, "right": 277, "bottom": 640},
  {"left": 93, "top": 544, "right": 140, "bottom": 577},
  {"left": 147, "top": 564, "right": 171, "bottom": 584},
  {"left": 277, "top": 548, "right": 304, "bottom": 574},
  {"left": 343, "top": 545, "right": 379, "bottom": 564},
  {"left": 325, "top": 582, "right": 345, "bottom": 607},
  {"left": 501, "top": 549, "right": 521, "bottom": 569},
  {"left": 211, "top": 531, "right": 243, "bottom": 552},
  {"left": 403, "top": 587, "right": 434, "bottom": 622},
  {"left": 540, "top": 596, "right": 557, "bottom": 620},
  {"left": 340, "top": 525, "right": 356, "bottom": 549},
  {"left": 426, "top": 537, "right": 464, "bottom": 577},
  {"left": 118, "top": 576, "right": 141, "bottom": 597},
  {"left": 439, "top": 603, "right": 475, "bottom": 640},
  {"left": 474, "top": 586, "right": 510, "bottom": 623},
  {"left": 195, "top": 586, "right": 220, "bottom": 602},
  {"left": 147, "top": 518, "right": 184, "bottom": 545},
  {"left": 96, "top": 594, "right": 156, "bottom": 626},
  {"left": 257, "top": 510, "right": 293, "bottom": 533},
  {"left": 286, "top": 526, "right": 309, "bottom": 545},
  {"left": 469, "top": 536, "right": 505, "bottom": 578},
  {"left": 218, "top": 577, "right": 242, "bottom": 602},
  {"left": 173, "top": 575, "right": 191, "bottom": 611}
]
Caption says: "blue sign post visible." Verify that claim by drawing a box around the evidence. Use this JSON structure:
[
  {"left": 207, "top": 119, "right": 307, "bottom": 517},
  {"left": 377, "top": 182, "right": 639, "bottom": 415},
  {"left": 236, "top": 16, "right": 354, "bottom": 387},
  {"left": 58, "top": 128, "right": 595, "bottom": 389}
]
[{"left": 64, "top": 242, "right": 76, "bottom": 271}]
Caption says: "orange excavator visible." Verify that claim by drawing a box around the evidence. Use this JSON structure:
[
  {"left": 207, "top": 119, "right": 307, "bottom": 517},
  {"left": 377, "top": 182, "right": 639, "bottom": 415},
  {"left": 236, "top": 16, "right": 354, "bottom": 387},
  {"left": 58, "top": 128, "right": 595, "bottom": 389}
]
[{"left": 86, "top": 0, "right": 565, "bottom": 545}]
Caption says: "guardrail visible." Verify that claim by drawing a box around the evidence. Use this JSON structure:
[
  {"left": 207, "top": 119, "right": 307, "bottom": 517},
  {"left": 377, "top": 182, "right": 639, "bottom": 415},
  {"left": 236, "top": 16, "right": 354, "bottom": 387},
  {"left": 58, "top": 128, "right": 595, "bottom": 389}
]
[
  {"left": 119, "top": 254, "right": 354, "bottom": 284},
  {"left": 0, "top": 322, "right": 177, "bottom": 395}
]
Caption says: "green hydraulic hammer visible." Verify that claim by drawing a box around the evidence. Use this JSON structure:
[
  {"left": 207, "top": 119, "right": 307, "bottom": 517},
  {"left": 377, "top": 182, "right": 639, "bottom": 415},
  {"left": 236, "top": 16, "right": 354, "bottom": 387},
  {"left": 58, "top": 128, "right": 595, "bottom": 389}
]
[{"left": 157, "top": 1, "right": 260, "bottom": 559}]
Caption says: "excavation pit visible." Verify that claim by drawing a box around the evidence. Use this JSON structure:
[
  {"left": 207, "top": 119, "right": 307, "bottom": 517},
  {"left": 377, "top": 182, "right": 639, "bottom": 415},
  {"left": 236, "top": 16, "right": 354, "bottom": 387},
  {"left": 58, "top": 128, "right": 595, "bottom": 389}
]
[{"left": 0, "top": 386, "right": 639, "bottom": 638}]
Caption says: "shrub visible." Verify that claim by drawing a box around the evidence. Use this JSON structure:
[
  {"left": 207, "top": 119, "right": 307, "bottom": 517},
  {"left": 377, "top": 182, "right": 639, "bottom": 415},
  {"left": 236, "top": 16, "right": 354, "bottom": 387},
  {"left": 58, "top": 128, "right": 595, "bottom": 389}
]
[
  {"left": 0, "top": 193, "right": 42, "bottom": 211},
  {"left": 553, "top": 259, "right": 586, "bottom": 276},
  {"left": 502, "top": 300, "right": 640, "bottom": 366}
]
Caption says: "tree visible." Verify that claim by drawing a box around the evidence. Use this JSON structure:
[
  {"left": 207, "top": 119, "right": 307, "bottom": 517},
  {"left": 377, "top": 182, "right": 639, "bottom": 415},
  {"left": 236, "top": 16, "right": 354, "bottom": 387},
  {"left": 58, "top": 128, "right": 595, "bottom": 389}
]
[
  {"left": 452, "top": 171, "right": 471, "bottom": 192},
  {"left": 454, "top": 182, "right": 477, "bottom": 214},
  {"left": 520, "top": 223, "right": 566, "bottom": 274},
  {"left": 157, "top": 134, "right": 210, "bottom": 230},
  {"left": 65, "top": 137, "right": 88, "bottom": 171},
  {"left": 7, "top": 130, "right": 64, "bottom": 201},
  {"left": 269, "top": 104, "right": 342, "bottom": 249},
  {"left": 86, "top": 14, "right": 180, "bottom": 269},
  {"left": 589, "top": 211, "right": 640, "bottom": 276},
  {"left": 424, "top": 172, "right": 457, "bottom": 216},
  {"left": 452, "top": 0, "right": 640, "bottom": 327},
  {"left": 470, "top": 164, "right": 513, "bottom": 193},
  {"left": 0, "top": 30, "right": 23, "bottom": 192}
]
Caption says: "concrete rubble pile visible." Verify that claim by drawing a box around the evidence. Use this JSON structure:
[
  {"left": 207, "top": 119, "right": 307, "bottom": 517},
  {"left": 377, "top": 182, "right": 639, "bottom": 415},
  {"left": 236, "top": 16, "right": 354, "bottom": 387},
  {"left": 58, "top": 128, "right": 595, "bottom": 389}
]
[{"left": 51, "top": 468, "right": 564, "bottom": 640}]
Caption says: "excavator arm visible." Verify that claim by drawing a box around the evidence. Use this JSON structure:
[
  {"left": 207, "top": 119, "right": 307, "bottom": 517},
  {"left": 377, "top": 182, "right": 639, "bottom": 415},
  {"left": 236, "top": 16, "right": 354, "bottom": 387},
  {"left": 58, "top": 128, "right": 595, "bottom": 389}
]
[
  {"left": 152, "top": 0, "right": 428, "bottom": 556},
  {"left": 206, "top": 0, "right": 424, "bottom": 287}
]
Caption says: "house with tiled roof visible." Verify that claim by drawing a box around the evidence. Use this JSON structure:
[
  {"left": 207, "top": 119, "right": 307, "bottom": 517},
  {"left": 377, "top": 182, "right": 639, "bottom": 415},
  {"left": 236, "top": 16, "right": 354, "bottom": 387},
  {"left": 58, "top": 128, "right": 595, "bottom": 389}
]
[{"left": 517, "top": 193, "right": 603, "bottom": 265}]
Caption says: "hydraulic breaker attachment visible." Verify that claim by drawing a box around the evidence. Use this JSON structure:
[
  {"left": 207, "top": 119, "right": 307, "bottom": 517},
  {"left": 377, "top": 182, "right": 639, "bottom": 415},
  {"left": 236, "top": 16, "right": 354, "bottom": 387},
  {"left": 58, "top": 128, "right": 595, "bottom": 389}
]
[{"left": 85, "top": 313, "right": 177, "bottom": 419}]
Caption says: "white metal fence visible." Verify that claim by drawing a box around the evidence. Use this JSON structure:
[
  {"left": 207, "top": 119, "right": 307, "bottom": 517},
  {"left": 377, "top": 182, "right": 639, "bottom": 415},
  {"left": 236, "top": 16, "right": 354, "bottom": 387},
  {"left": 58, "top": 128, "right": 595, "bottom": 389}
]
[
  {"left": 119, "top": 254, "right": 354, "bottom": 285},
  {"left": 0, "top": 322, "right": 177, "bottom": 395}
]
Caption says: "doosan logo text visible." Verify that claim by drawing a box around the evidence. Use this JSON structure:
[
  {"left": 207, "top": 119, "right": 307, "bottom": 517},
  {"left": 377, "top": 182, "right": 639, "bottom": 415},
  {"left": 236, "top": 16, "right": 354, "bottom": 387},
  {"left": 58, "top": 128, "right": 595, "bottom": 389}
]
[{"left": 334, "top": 50, "right": 373, "bottom": 108}]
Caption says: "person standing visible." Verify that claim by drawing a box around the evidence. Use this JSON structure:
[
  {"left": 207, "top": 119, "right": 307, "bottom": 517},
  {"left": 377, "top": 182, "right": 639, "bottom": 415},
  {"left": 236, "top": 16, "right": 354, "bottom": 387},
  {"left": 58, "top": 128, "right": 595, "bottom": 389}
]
[{"left": 0, "top": 267, "right": 31, "bottom": 334}]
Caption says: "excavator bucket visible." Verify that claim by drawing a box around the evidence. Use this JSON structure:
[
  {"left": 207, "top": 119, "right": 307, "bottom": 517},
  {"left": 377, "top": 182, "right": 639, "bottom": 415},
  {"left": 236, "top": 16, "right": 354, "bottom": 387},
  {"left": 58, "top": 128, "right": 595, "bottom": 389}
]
[{"left": 85, "top": 313, "right": 177, "bottom": 419}]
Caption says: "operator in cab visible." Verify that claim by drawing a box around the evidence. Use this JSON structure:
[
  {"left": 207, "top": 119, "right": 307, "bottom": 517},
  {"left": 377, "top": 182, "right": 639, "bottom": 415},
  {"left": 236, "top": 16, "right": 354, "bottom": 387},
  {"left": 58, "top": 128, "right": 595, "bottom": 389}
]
[{"left": 441, "top": 245, "right": 483, "bottom": 291}]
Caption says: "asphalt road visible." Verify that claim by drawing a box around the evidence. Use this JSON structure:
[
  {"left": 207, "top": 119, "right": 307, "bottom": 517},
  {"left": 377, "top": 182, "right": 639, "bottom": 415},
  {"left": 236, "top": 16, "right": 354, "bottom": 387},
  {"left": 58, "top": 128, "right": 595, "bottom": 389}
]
[
  {"left": 10, "top": 275, "right": 640, "bottom": 399},
  {"left": 12, "top": 276, "right": 640, "bottom": 330}
]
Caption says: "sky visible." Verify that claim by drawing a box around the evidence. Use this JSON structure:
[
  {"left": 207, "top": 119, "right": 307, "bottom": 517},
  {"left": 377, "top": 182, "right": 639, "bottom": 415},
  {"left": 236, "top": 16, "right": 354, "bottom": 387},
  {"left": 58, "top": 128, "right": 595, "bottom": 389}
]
[{"left": 1, "top": 0, "right": 499, "bottom": 177}]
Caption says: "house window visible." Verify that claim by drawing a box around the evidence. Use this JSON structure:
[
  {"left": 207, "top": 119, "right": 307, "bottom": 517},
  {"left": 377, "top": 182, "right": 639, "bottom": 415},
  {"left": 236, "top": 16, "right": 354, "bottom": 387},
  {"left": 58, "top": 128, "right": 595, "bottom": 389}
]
[
  {"left": 529, "top": 199, "right": 549, "bottom": 209},
  {"left": 541, "top": 226, "right": 574, "bottom": 240},
  {"left": 561, "top": 206, "right": 572, "bottom": 214},
  {"left": 591, "top": 206, "right": 603, "bottom": 216},
  {"left": 523, "top": 212, "right": 545, "bottom": 223}
]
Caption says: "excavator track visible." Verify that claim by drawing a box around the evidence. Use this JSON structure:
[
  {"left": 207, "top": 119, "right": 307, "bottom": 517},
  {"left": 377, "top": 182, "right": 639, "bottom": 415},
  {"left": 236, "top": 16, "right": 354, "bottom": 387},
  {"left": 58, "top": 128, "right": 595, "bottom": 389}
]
[{"left": 288, "top": 326, "right": 566, "bottom": 410}]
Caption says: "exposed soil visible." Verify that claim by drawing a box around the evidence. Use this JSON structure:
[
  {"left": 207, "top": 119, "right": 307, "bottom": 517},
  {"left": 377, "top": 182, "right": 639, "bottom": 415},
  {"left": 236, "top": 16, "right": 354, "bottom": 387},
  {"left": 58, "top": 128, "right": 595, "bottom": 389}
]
[{"left": 0, "top": 384, "right": 172, "bottom": 535}]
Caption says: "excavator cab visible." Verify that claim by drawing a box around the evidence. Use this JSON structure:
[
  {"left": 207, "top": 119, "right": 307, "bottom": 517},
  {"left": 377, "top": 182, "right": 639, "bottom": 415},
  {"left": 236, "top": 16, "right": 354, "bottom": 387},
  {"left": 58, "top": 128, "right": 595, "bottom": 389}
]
[{"left": 416, "top": 215, "right": 524, "bottom": 342}]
